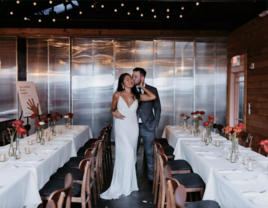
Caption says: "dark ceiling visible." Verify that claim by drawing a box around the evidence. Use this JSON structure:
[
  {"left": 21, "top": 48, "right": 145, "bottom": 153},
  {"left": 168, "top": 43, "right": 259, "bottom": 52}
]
[{"left": 0, "top": 0, "right": 267, "bottom": 31}]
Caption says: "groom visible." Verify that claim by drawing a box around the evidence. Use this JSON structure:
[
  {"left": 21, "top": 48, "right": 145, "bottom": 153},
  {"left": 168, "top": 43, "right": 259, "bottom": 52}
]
[{"left": 132, "top": 68, "right": 161, "bottom": 183}]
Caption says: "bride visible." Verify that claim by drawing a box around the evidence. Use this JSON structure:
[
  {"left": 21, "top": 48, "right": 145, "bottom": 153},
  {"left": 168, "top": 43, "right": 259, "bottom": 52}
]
[{"left": 100, "top": 73, "right": 156, "bottom": 200}]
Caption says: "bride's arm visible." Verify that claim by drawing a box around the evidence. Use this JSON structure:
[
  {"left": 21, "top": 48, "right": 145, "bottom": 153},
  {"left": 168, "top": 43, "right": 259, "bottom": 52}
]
[
  {"left": 139, "top": 77, "right": 156, "bottom": 102},
  {"left": 111, "top": 92, "right": 125, "bottom": 119}
]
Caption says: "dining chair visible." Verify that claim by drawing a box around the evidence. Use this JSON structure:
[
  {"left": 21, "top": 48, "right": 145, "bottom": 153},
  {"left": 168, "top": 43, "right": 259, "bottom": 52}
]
[
  {"left": 216, "top": 124, "right": 224, "bottom": 136},
  {"left": 41, "top": 173, "right": 74, "bottom": 208},
  {"left": 45, "top": 200, "right": 56, "bottom": 208},
  {"left": 158, "top": 155, "right": 205, "bottom": 208},
  {"left": 153, "top": 139, "right": 174, "bottom": 159},
  {"left": 40, "top": 160, "right": 92, "bottom": 208},
  {"left": 1, "top": 131, "right": 10, "bottom": 146},
  {"left": 238, "top": 131, "right": 253, "bottom": 148},
  {"left": 153, "top": 145, "right": 192, "bottom": 204},
  {"left": 168, "top": 180, "right": 220, "bottom": 208}
]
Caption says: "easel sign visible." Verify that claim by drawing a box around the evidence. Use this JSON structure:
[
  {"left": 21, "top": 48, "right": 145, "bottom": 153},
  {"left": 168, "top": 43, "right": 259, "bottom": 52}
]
[{"left": 16, "top": 81, "right": 42, "bottom": 117}]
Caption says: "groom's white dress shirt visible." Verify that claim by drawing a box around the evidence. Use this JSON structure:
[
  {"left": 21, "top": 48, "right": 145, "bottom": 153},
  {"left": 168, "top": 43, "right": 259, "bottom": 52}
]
[{"left": 136, "top": 83, "right": 145, "bottom": 123}]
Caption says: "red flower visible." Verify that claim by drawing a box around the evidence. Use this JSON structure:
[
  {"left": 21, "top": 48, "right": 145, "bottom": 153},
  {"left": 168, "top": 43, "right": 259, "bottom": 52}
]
[
  {"left": 233, "top": 126, "right": 242, "bottom": 135},
  {"left": 238, "top": 123, "right": 245, "bottom": 130},
  {"left": 30, "top": 114, "right": 37, "bottom": 119},
  {"left": 195, "top": 111, "right": 200, "bottom": 114},
  {"left": 198, "top": 116, "right": 203, "bottom": 121},
  {"left": 186, "top": 116, "right": 190, "bottom": 119},
  {"left": 225, "top": 126, "right": 232, "bottom": 133},
  {"left": 42, "top": 116, "right": 48, "bottom": 121},
  {"left": 12, "top": 120, "right": 24, "bottom": 128},
  {"left": 208, "top": 115, "right": 215, "bottom": 120},
  {"left": 191, "top": 112, "right": 196, "bottom": 115},
  {"left": 180, "top": 114, "right": 185, "bottom": 117},
  {"left": 203, "top": 122, "right": 210, "bottom": 127},
  {"left": 35, "top": 120, "right": 41, "bottom": 128},
  {"left": 200, "top": 111, "right": 205, "bottom": 115},
  {"left": 259, "top": 140, "right": 268, "bottom": 153},
  {"left": 55, "top": 112, "right": 60, "bottom": 117},
  {"left": 69, "top": 113, "right": 73, "bottom": 119},
  {"left": 17, "top": 127, "right": 27, "bottom": 135}
]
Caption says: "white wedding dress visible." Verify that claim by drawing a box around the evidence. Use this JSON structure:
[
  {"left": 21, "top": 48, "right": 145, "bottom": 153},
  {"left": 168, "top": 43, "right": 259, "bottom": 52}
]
[{"left": 100, "top": 95, "right": 139, "bottom": 200}]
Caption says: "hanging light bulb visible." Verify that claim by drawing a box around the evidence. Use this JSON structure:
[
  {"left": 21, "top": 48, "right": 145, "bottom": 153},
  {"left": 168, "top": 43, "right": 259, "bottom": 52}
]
[
  {"left": 196, "top": 2, "right": 199, "bottom": 6},
  {"left": 52, "top": 19, "right": 56, "bottom": 22},
  {"left": 91, "top": 5, "right": 94, "bottom": 8},
  {"left": 114, "top": 9, "right": 117, "bottom": 12},
  {"left": 151, "top": 9, "right": 154, "bottom": 12},
  {"left": 79, "top": 11, "right": 82, "bottom": 14},
  {"left": 136, "top": 7, "right": 139, "bottom": 10},
  {"left": 121, "top": 3, "right": 124, "bottom": 7},
  {"left": 33, "top": 2, "right": 37, "bottom": 6},
  {"left": 167, "top": 8, "right": 170, "bottom": 12},
  {"left": 38, "top": 19, "right": 42, "bottom": 22},
  {"left": 181, "top": 7, "right": 184, "bottom": 10},
  {"left": 101, "top": 5, "right": 104, "bottom": 8},
  {"left": 167, "top": 15, "right": 169, "bottom": 19},
  {"left": 180, "top": 15, "right": 183, "bottom": 18},
  {"left": 154, "top": 15, "right": 157, "bottom": 18},
  {"left": 66, "top": 16, "right": 69, "bottom": 19},
  {"left": 127, "top": 12, "right": 130, "bottom": 15},
  {"left": 141, "top": 13, "right": 143, "bottom": 17},
  {"left": 49, "top": 1, "right": 53, "bottom": 4},
  {"left": 10, "top": 11, "right": 13, "bottom": 15},
  {"left": 24, "top": 17, "right": 27, "bottom": 20},
  {"left": 16, "top": 0, "right": 20, "bottom": 4}
]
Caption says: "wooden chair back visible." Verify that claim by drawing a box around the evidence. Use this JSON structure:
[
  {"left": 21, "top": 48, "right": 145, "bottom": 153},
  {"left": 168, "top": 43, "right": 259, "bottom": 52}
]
[
  {"left": 239, "top": 131, "right": 253, "bottom": 148},
  {"left": 158, "top": 154, "right": 168, "bottom": 208},
  {"left": 174, "top": 184, "right": 187, "bottom": 208},
  {"left": 48, "top": 173, "right": 74, "bottom": 208},
  {"left": 166, "top": 179, "right": 183, "bottom": 208},
  {"left": 1, "top": 131, "right": 10, "bottom": 146},
  {"left": 45, "top": 200, "right": 56, "bottom": 208}
]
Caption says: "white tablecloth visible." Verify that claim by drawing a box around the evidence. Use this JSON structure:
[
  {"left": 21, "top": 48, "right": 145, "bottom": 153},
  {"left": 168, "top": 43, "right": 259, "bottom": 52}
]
[
  {"left": 0, "top": 125, "right": 92, "bottom": 208},
  {"left": 180, "top": 139, "right": 268, "bottom": 208},
  {"left": 0, "top": 165, "right": 40, "bottom": 208},
  {"left": 162, "top": 125, "right": 225, "bottom": 159}
]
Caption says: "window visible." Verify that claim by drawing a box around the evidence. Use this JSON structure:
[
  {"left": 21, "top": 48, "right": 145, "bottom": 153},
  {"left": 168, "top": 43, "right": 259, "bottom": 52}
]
[{"left": 235, "top": 73, "right": 244, "bottom": 125}]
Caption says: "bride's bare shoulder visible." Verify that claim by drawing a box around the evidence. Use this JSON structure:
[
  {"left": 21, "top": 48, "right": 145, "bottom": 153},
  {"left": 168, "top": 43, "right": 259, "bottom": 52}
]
[{"left": 113, "top": 92, "right": 120, "bottom": 99}]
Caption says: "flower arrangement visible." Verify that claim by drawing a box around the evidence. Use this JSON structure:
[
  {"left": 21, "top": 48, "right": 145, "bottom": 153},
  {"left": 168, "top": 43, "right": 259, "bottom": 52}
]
[
  {"left": 191, "top": 111, "right": 205, "bottom": 122},
  {"left": 180, "top": 114, "right": 190, "bottom": 128},
  {"left": 49, "top": 112, "right": 61, "bottom": 136},
  {"left": 203, "top": 115, "right": 215, "bottom": 145},
  {"left": 259, "top": 140, "right": 268, "bottom": 153},
  {"left": 224, "top": 123, "right": 245, "bottom": 163}
]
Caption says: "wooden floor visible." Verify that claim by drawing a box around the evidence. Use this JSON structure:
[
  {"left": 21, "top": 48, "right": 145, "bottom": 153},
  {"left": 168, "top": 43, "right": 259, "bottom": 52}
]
[{"left": 73, "top": 144, "right": 157, "bottom": 208}]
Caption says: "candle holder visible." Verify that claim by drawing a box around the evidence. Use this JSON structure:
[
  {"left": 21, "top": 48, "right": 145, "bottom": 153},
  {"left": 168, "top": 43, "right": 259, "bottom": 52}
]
[
  {"left": 247, "top": 161, "right": 254, "bottom": 171},
  {"left": 25, "top": 147, "right": 31, "bottom": 154},
  {"left": 215, "top": 141, "right": 220, "bottom": 147},
  {"left": 28, "top": 139, "right": 33, "bottom": 145},
  {"left": 0, "top": 154, "right": 6, "bottom": 162}
]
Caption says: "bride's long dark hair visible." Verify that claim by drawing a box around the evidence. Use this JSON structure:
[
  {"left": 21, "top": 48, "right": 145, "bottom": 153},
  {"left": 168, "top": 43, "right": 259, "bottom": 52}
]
[{"left": 117, "top": 73, "right": 140, "bottom": 100}]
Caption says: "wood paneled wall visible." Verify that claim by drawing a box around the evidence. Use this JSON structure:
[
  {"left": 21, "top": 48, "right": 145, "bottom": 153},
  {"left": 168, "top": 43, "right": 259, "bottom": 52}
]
[{"left": 228, "top": 15, "right": 268, "bottom": 153}]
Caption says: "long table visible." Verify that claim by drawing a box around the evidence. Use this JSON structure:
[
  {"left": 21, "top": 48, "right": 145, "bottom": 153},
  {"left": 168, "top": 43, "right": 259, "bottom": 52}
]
[
  {"left": 0, "top": 125, "right": 92, "bottom": 208},
  {"left": 163, "top": 125, "right": 268, "bottom": 208}
]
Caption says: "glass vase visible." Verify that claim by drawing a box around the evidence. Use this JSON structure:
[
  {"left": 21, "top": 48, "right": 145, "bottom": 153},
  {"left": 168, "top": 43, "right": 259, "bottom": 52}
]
[
  {"left": 8, "top": 135, "right": 15, "bottom": 157},
  {"left": 36, "top": 130, "right": 40, "bottom": 143},
  {"left": 194, "top": 121, "right": 199, "bottom": 137},
  {"left": 183, "top": 120, "right": 187, "bottom": 129},
  {"left": 40, "top": 128, "right": 45, "bottom": 145},
  {"left": 15, "top": 136, "right": 21, "bottom": 159},
  {"left": 230, "top": 136, "right": 237, "bottom": 163},
  {"left": 51, "top": 121, "right": 57, "bottom": 136},
  {"left": 65, "top": 118, "right": 69, "bottom": 129},
  {"left": 206, "top": 127, "right": 212, "bottom": 144}
]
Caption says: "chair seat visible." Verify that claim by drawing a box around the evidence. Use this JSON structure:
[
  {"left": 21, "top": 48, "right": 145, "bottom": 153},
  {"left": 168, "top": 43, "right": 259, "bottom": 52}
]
[
  {"left": 39, "top": 179, "right": 81, "bottom": 197},
  {"left": 166, "top": 160, "right": 192, "bottom": 171},
  {"left": 77, "top": 147, "right": 88, "bottom": 157},
  {"left": 185, "top": 200, "right": 220, "bottom": 208},
  {"left": 163, "top": 146, "right": 174, "bottom": 156},
  {"left": 172, "top": 173, "right": 205, "bottom": 188},
  {"left": 156, "top": 138, "right": 170, "bottom": 146},
  {"left": 82, "top": 138, "right": 97, "bottom": 148},
  {"left": 64, "top": 157, "right": 84, "bottom": 167},
  {"left": 50, "top": 167, "right": 83, "bottom": 180}
]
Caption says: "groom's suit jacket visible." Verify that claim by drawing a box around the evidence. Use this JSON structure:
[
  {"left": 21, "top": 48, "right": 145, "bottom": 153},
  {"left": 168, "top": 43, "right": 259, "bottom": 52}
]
[{"left": 137, "top": 84, "right": 161, "bottom": 131}]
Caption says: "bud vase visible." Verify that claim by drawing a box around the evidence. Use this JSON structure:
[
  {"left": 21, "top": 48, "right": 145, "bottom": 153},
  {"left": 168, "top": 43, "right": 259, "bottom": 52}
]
[
  {"left": 183, "top": 120, "right": 187, "bottom": 129},
  {"left": 36, "top": 130, "right": 40, "bottom": 143},
  {"left": 194, "top": 121, "right": 199, "bottom": 137},
  {"left": 8, "top": 135, "right": 15, "bottom": 157},
  {"left": 65, "top": 118, "right": 69, "bottom": 129},
  {"left": 40, "top": 128, "right": 45, "bottom": 145},
  {"left": 230, "top": 136, "right": 237, "bottom": 163},
  {"left": 51, "top": 121, "right": 57, "bottom": 136},
  {"left": 205, "top": 127, "right": 212, "bottom": 145},
  {"left": 15, "top": 136, "right": 21, "bottom": 159}
]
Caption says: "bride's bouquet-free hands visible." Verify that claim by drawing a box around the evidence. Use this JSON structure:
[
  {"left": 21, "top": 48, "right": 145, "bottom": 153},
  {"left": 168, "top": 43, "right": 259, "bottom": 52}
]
[{"left": 113, "top": 110, "right": 125, "bottom": 120}]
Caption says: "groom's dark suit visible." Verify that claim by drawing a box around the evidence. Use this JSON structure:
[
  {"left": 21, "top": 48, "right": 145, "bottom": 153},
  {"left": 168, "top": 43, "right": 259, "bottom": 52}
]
[{"left": 137, "top": 84, "right": 161, "bottom": 180}]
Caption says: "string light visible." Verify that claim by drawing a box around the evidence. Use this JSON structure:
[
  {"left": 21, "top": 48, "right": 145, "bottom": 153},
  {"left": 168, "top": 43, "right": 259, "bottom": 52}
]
[
  {"left": 66, "top": 16, "right": 69, "bottom": 19},
  {"left": 141, "top": 13, "right": 143, "bottom": 17},
  {"left": 49, "top": 1, "right": 52, "bottom": 4},
  {"left": 167, "top": 9, "right": 170, "bottom": 12},
  {"left": 196, "top": 2, "right": 199, "bottom": 6},
  {"left": 16, "top": 1, "right": 20, "bottom": 4},
  {"left": 114, "top": 9, "right": 117, "bottom": 12},
  {"left": 101, "top": 5, "right": 104, "bottom": 8},
  {"left": 167, "top": 15, "right": 169, "bottom": 19},
  {"left": 136, "top": 7, "right": 139, "bottom": 10},
  {"left": 181, "top": 7, "right": 184, "bottom": 10},
  {"left": 127, "top": 12, "right": 130, "bottom": 15},
  {"left": 151, "top": 9, "right": 154, "bottom": 12},
  {"left": 91, "top": 5, "right": 94, "bottom": 8},
  {"left": 24, "top": 17, "right": 27, "bottom": 20},
  {"left": 121, "top": 3, "right": 124, "bottom": 7},
  {"left": 38, "top": 19, "right": 41, "bottom": 22},
  {"left": 154, "top": 15, "right": 157, "bottom": 18},
  {"left": 52, "top": 18, "right": 56, "bottom": 22},
  {"left": 33, "top": 2, "right": 36, "bottom": 6},
  {"left": 10, "top": 11, "right": 13, "bottom": 15},
  {"left": 180, "top": 15, "right": 183, "bottom": 18},
  {"left": 79, "top": 11, "right": 82, "bottom": 14}
]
